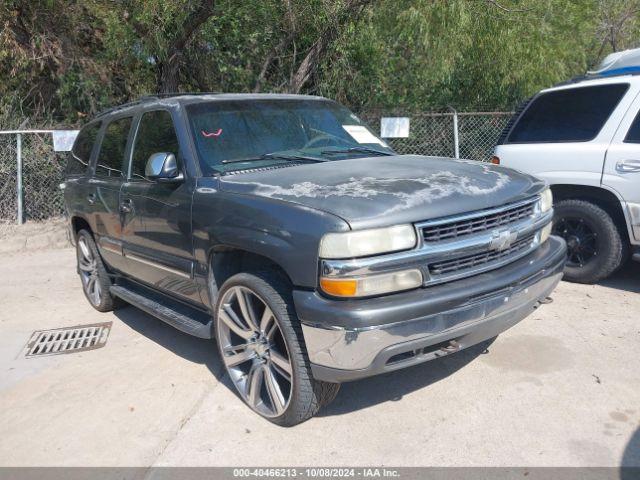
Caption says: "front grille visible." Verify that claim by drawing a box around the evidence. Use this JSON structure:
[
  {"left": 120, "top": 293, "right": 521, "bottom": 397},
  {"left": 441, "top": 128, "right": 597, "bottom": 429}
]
[
  {"left": 422, "top": 200, "right": 536, "bottom": 242},
  {"left": 429, "top": 233, "right": 536, "bottom": 276}
]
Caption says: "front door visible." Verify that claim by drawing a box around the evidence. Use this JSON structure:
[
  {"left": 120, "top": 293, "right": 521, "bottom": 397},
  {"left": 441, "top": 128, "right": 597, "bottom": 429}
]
[{"left": 119, "top": 109, "right": 200, "bottom": 304}]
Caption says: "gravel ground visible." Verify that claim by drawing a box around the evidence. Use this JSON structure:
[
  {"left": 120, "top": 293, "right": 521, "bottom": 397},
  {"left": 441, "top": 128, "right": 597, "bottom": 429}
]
[{"left": 0, "top": 247, "right": 639, "bottom": 467}]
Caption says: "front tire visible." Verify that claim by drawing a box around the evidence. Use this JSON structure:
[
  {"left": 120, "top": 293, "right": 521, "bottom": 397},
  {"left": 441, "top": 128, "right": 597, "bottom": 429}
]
[
  {"left": 552, "top": 199, "right": 626, "bottom": 284},
  {"left": 214, "top": 271, "right": 340, "bottom": 426}
]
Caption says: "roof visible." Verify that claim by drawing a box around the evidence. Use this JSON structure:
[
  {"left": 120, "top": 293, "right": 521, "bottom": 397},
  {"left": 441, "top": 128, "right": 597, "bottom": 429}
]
[
  {"left": 549, "top": 48, "right": 640, "bottom": 90},
  {"left": 94, "top": 92, "right": 329, "bottom": 119},
  {"left": 588, "top": 48, "right": 640, "bottom": 75}
]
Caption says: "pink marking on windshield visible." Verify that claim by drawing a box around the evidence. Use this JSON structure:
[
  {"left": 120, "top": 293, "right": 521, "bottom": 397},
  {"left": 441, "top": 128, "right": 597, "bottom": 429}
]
[{"left": 201, "top": 128, "right": 223, "bottom": 138}]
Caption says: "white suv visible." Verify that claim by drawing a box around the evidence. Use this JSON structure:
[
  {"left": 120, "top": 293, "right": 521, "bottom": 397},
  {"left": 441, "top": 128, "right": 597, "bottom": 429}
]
[{"left": 494, "top": 50, "right": 640, "bottom": 283}]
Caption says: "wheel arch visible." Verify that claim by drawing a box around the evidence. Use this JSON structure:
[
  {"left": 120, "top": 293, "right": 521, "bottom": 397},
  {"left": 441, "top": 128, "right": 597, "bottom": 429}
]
[
  {"left": 550, "top": 184, "right": 629, "bottom": 242},
  {"left": 206, "top": 246, "right": 294, "bottom": 308},
  {"left": 70, "top": 216, "right": 92, "bottom": 242}
]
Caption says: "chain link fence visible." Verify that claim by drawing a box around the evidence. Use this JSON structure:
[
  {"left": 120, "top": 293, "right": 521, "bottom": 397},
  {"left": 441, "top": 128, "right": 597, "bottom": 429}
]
[
  {"left": 0, "top": 131, "right": 66, "bottom": 235},
  {"left": 0, "top": 134, "right": 18, "bottom": 223},
  {"left": 359, "top": 111, "right": 512, "bottom": 160},
  {"left": 0, "top": 112, "right": 513, "bottom": 226},
  {"left": 458, "top": 112, "right": 513, "bottom": 161}
]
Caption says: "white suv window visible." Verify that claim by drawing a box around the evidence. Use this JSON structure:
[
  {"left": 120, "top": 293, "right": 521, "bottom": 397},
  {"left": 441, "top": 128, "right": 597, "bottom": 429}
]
[
  {"left": 507, "top": 83, "right": 629, "bottom": 143},
  {"left": 624, "top": 110, "right": 640, "bottom": 143}
]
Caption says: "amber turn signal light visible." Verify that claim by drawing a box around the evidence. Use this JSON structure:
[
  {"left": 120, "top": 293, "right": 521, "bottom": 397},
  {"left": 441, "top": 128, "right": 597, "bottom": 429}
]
[
  {"left": 490, "top": 155, "right": 500, "bottom": 165},
  {"left": 319, "top": 278, "right": 358, "bottom": 297}
]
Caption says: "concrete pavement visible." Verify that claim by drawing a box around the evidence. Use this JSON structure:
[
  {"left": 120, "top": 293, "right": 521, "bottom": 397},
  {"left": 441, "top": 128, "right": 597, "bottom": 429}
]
[{"left": 0, "top": 248, "right": 639, "bottom": 467}]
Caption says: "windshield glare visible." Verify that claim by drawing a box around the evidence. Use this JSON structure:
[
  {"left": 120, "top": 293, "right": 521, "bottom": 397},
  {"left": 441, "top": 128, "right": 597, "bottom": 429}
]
[{"left": 186, "top": 99, "right": 394, "bottom": 174}]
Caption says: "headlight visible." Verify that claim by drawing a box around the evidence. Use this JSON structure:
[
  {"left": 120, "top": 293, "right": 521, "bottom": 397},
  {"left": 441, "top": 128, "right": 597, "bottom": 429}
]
[
  {"left": 540, "top": 222, "right": 553, "bottom": 244},
  {"left": 539, "top": 187, "right": 553, "bottom": 213},
  {"left": 320, "top": 269, "right": 423, "bottom": 298},
  {"left": 319, "top": 224, "right": 417, "bottom": 259}
]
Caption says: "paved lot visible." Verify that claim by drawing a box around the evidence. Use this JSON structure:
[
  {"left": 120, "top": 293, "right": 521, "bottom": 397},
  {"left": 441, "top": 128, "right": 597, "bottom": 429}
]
[{"left": 0, "top": 247, "right": 639, "bottom": 467}]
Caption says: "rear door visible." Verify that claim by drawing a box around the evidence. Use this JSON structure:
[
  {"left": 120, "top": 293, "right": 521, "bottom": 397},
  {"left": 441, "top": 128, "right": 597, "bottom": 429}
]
[
  {"left": 495, "top": 81, "right": 636, "bottom": 188},
  {"left": 63, "top": 121, "right": 101, "bottom": 231},
  {"left": 602, "top": 96, "right": 640, "bottom": 242},
  {"left": 119, "top": 109, "right": 200, "bottom": 304},
  {"left": 87, "top": 115, "right": 134, "bottom": 272}
]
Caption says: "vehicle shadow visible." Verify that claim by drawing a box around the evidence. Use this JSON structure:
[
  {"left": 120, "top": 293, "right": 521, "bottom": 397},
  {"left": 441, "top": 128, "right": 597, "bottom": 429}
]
[
  {"left": 621, "top": 427, "right": 640, "bottom": 478},
  {"left": 598, "top": 260, "right": 640, "bottom": 294},
  {"left": 112, "top": 307, "right": 235, "bottom": 391},
  {"left": 113, "top": 306, "right": 493, "bottom": 417},
  {"left": 318, "top": 338, "right": 493, "bottom": 417}
]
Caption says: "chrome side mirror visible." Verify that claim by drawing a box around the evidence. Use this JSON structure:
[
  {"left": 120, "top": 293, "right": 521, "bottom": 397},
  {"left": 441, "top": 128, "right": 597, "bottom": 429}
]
[{"left": 145, "top": 152, "right": 183, "bottom": 183}]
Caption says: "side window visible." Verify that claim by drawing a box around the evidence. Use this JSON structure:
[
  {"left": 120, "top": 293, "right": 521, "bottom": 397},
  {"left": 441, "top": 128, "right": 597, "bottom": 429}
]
[
  {"left": 130, "top": 110, "right": 180, "bottom": 180},
  {"left": 624, "top": 110, "right": 640, "bottom": 143},
  {"left": 507, "top": 84, "right": 629, "bottom": 143},
  {"left": 95, "top": 117, "right": 133, "bottom": 177},
  {"left": 66, "top": 123, "right": 100, "bottom": 176}
]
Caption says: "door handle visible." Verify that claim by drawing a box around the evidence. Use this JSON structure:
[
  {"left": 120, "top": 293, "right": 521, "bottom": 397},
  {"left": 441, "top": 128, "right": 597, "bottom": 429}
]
[
  {"left": 86, "top": 193, "right": 96, "bottom": 205},
  {"left": 120, "top": 198, "right": 133, "bottom": 213},
  {"left": 616, "top": 159, "right": 640, "bottom": 173}
]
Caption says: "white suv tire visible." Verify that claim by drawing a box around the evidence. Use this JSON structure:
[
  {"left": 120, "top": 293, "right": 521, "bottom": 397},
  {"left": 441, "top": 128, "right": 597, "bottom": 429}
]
[{"left": 552, "top": 199, "right": 627, "bottom": 284}]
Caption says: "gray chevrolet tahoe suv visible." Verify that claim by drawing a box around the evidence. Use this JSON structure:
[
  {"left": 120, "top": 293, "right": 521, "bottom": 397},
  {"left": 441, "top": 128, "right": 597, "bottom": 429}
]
[{"left": 63, "top": 93, "right": 567, "bottom": 426}]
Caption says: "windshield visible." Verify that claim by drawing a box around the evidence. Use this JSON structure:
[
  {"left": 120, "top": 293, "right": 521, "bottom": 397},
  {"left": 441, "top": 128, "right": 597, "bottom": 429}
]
[{"left": 186, "top": 99, "right": 394, "bottom": 174}]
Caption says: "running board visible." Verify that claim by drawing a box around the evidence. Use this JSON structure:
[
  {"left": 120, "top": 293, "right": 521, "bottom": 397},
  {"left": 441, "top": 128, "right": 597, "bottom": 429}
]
[{"left": 110, "top": 285, "right": 213, "bottom": 339}]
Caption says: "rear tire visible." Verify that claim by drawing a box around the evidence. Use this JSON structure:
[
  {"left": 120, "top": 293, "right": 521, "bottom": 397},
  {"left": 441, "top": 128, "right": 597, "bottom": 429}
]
[
  {"left": 552, "top": 199, "right": 626, "bottom": 284},
  {"left": 214, "top": 271, "right": 340, "bottom": 426},
  {"left": 76, "top": 230, "right": 122, "bottom": 312}
]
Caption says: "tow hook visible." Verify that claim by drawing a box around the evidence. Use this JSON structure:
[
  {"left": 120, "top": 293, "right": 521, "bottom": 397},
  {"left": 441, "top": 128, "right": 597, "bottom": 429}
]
[
  {"left": 534, "top": 296, "right": 553, "bottom": 309},
  {"left": 439, "top": 339, "right": 461, "bottom": 354}
]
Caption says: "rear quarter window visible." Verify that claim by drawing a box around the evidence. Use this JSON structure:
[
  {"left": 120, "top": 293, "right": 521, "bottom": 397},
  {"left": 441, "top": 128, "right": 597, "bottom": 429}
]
[
  {"left": 624, "top": 109, "right": 640, "bottom": 143},
  {"left": 507, "top": 83, "right": 629, "bottom": 143}
]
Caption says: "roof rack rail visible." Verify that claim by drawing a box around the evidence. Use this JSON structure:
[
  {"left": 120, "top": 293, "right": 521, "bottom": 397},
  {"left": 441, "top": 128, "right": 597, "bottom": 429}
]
[
  {"left": 139, "top": 92, "right": 222, "bottom": 100},
  {"left": 94, "top": 92, "right": 222, "bottom": 119},
  {"left": 93, "top": 99, "right": 146, "bottom": 119}
]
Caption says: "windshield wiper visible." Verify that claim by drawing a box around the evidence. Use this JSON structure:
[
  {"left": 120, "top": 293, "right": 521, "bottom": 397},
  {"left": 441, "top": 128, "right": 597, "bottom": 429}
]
[
  {"left": 222, "top": 153, "right": 326, "bottom": 164},
  {"left": 320, "top": 147, "right": 393, "bottom": 157}
]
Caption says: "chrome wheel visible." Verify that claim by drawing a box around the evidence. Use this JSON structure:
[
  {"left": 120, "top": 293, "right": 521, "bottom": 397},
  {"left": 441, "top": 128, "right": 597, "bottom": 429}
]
[
  {"left": 216, "top": 286, "right": 293, "bottom": 418},
  {"left": 78, "top": 236, "right": 101, "bottom": 306}
]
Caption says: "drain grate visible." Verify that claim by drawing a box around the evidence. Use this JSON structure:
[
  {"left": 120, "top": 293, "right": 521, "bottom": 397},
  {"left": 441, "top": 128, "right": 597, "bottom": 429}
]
[{"left": 25, "top": 322, "right": 112, "bottom": 357}]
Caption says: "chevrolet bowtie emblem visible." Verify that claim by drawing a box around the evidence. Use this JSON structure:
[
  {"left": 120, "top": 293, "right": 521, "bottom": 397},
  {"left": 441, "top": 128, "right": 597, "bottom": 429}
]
[{"left": 489, "top": 230, "right": 518, "bottom": 251}]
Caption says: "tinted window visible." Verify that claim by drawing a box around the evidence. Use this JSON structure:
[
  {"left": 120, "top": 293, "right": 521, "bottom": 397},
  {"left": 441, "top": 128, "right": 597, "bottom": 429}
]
[
  {"left": 187, "top": 99, "right": 392, "bottom": 174},
  {"left": 95, "top": 117, "right": 132, "bottom": 177},
  {"left": 130, "top": 110, "right": 180, "bottom": 180},
  {"left": 66, "top": 123, "right": 100, "bottom": 176},
  {"left": 624, "top": 110, "right": 640, "bottom": 143},
  {"left": 508, "top": 84, "right": 629, "bottom": 143}
]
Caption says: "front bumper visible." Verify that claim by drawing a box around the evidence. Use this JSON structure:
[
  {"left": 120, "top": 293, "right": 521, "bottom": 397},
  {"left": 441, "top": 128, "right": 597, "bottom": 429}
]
[{"left": 295, "top": 235, "right": 567, "bottom": 382}]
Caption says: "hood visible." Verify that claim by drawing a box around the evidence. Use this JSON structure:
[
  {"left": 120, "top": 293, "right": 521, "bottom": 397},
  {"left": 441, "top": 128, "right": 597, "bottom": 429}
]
[{"left": 219, "top": 155, "right": 545, "bottom": 230}]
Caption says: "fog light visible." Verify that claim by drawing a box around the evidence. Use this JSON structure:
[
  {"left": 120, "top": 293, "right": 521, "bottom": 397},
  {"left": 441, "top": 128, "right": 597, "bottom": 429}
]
[{"left": 320, "top": 269, "right": 423, "bottom": 298}]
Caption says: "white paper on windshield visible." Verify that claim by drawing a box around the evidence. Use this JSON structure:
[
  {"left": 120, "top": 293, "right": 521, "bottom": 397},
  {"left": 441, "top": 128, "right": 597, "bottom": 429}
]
[
  {"left": 342, "top": 125, "right": 384, "bottom": 145},
  {"left": 380, "top": 117, "right": 410, "bottom": 138},
  {"left": 52, "top": 130, "right": 80, "bottom": 151}
]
